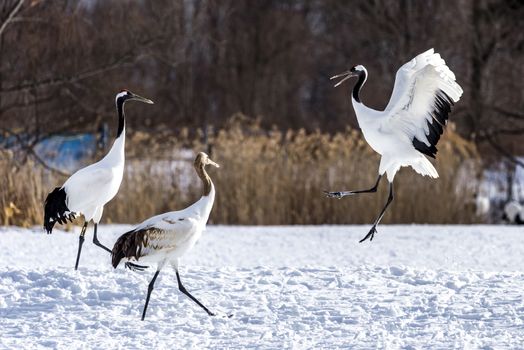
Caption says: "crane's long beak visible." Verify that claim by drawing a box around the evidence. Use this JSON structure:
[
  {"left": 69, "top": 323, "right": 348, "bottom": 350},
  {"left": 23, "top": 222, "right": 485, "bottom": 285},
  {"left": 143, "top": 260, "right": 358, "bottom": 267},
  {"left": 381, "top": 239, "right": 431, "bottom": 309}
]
[
  {"left": 207, "top": 158, "right": 220, "bottom": 168},
  {"left": 330, "top": 71, "right": 356, "bottom": 88},
  {"left": 130, "top": 93, "right": 154, "bottom": 104}
]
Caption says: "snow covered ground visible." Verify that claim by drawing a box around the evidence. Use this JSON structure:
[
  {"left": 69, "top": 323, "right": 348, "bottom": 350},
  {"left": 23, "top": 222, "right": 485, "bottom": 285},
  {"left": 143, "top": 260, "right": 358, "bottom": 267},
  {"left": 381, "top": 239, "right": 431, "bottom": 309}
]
[{"left": 1, "top": 225, "right": 524, "bottom": 349}]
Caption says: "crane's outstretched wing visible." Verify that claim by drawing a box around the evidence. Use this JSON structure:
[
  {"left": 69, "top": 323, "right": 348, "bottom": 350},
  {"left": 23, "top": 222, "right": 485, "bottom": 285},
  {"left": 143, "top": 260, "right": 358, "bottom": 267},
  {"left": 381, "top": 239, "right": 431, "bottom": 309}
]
[{"left": 381, "top": 49, "right": 463, "bottom": 158}]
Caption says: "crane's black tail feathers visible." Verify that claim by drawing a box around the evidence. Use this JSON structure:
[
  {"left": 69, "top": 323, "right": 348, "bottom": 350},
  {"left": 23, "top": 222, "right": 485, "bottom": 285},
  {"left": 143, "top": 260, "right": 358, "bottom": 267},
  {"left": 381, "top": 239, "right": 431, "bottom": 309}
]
[
  {"left": 43, "top": 187, "right": 75, "bottom": 234},
  {"left": 112, "top": 229, "right": 149, "bottom": 269},
  {"left": 111, "top": 231, "right": 132, "bottom": 268}
]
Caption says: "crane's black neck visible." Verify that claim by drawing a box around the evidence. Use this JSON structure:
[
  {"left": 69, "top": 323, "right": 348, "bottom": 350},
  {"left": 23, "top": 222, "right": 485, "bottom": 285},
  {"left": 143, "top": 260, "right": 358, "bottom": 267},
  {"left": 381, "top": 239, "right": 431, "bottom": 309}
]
[
  {"left": 116, "top": 97, "right": 126, "bottom": 138},
  {"left": 352, "top": 71, "right": 367, "bottom": 103}
]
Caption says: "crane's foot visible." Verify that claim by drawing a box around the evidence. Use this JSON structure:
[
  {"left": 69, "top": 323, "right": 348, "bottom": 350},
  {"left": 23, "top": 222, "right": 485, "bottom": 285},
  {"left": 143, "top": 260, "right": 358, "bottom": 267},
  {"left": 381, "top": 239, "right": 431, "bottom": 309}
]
[
  {"left": 212, "top": 311, "right": 234, "bottom": 318},
  {"left": 324, "top": 191, "right": 345, "bottom": 199},
  {"left": 359, "top": 226, "right": 377, "bottom": 243},
  {"left": 125, "top": 262, "right": 149, "bottom": 272}
]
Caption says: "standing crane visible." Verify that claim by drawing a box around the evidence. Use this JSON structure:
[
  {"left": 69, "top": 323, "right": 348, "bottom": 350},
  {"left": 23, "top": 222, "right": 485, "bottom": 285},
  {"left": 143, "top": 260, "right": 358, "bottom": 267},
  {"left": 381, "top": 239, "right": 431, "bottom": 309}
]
[
  {"left": 111, "top": 152, "right": 229, "bottom": 320},
  {"left": 325, "top": 49, "right": 463, "bottom": 242},
  {"left": 43, "top": 90, "right": 154, "bottom": 270}
]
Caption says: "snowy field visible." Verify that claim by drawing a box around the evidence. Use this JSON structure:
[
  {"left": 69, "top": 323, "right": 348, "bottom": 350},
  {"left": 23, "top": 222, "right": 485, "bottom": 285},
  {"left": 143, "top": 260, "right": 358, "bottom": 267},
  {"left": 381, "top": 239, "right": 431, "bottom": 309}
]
[{"left": 1, "top": 225, "right": 524, "bottom": 349}]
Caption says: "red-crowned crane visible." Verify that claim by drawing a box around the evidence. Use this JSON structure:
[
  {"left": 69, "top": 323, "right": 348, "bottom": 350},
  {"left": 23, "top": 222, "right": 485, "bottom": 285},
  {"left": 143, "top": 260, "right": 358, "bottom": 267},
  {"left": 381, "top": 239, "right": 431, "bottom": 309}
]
[
  {"left": 325, "top": 49, "right": 463, "bottom": 242},
  {"left": 43, "top": 90, "right": 154, "bottom": 270},
  {"left": 111, "top": 152, "right": 231, "bottom": 320}
]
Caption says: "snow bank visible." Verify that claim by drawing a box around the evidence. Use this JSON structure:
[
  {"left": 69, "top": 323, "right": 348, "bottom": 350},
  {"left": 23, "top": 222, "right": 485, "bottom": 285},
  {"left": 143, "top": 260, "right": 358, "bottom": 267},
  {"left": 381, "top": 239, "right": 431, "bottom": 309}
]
[{"left": 1, "top": 225, "right": 523, "bottom": 348}]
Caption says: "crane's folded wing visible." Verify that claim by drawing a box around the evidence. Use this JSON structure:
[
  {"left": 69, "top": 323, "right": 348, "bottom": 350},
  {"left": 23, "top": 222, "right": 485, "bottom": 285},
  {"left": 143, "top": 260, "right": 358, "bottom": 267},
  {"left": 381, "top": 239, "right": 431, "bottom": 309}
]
[
  {"left": 63, "top": 166, "right": 114, "bottom": 210},
  {"left": 112, "top": 214, "right": 199, "bottom": 266}
]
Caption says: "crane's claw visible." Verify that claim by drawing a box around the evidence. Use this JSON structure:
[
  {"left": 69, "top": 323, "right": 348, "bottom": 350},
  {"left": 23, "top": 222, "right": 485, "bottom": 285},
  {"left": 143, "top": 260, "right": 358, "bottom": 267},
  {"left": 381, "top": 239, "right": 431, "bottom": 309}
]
[
  {"left": 324, "top": 191, "right": 344, "bottom": 199},
  {"left": 125, "top": 262, "right": 149, "bottom": 272},
  {"left": 212, "top": 311, "right": 234, "bottom": 318},
  {"left": 359, "top": 226, "right": 377, "bottom": 243}
]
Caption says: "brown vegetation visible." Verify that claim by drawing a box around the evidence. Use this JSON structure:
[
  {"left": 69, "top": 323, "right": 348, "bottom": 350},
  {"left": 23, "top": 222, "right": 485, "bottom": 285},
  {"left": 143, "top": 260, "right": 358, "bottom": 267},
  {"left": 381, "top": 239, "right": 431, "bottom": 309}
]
[
  {"left": 1, "top": 119, "right": 481, "bottom": 227},
  {"left": 0, "top": 150, "right": 47, "bottom": 226},
  {"left": 1, "top": 0, "right": 522, "bottom": 218},
  {"left": 1, "top": 0, "right": 523, "bottom": 160}
]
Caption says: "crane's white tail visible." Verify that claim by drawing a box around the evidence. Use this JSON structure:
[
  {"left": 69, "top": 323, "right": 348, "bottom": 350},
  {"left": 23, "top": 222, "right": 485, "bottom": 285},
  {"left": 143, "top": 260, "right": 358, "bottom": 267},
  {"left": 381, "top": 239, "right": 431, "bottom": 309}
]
[
  {"left": 43, "top": 187, "right": 75, "bottom": 233},
  {"left": 411, "top": 156, "right": 439, "bottom": 179}
]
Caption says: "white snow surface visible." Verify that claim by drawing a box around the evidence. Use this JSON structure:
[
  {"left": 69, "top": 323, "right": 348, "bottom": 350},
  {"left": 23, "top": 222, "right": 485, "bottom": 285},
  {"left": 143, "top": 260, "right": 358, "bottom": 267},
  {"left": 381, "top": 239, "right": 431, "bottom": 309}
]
[{"left": 1, "top": 225, "right": 524, "bottom": 349}]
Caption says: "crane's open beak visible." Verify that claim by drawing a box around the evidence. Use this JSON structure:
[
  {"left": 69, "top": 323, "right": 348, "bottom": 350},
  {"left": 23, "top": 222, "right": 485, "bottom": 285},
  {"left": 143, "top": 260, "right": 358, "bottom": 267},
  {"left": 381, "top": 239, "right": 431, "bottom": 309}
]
[
  {"left": 207, "top": 158, "right": 220, "bottom": 168},
  {"left": 130, "top": 93, "right": 154, "bottom": 104},
  {"left": 330, "top": 71, "right": 356, "bottom": 88}
]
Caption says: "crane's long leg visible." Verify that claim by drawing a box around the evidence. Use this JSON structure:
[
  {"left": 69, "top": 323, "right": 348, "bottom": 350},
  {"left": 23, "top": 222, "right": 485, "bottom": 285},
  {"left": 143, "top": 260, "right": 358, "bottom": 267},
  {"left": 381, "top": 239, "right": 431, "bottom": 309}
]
[
  {"left": 324, "top": 175, "right": 382, "bottom": 199},
  {"left": 176, "top": 270, "right": 215, "bottom": 316},
  {"left": 360, "top": 182, "right": 394, "bottom": 243},
  {"left": 74, "top": 222, "right": 88, "bottom": 270},
  {"left": 142, "top": 270, "right": 160, "bottom": 321},
  {"left": 92, "top": 223, "right": 112, "bottom": 253}
]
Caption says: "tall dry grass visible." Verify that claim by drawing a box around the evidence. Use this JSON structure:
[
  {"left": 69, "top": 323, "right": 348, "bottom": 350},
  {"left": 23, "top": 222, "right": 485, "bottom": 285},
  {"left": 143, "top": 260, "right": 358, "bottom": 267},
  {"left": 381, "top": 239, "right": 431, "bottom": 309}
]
[
  {"left": 206, "top": 119, "right": 479, "bottom": 225},
  {"left": 0, "top": 151, "right": 49, "bottom": 226},
  {"left": 1, "top": 117, "right": 481, "bottom": 226}
]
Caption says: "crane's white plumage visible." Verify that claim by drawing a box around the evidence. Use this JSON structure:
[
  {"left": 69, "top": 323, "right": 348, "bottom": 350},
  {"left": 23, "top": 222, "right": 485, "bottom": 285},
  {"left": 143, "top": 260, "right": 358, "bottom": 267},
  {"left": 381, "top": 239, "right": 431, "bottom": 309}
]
[
  {"left": 327, "top": 49, "right": 463, "bottom": 242},
  {"left": 43, "top": 90, "right": 153, "bottom": 269},
  {"left": 111, "top": 152, "right": 226, "bottom": 320},
  {"left": 118, "top": 185, "right": 215, "bottom": 265},
  {"left": 351, "top": 49, "right": 463, "bottom": 181},
  {"left": 63, "top": 137, "right": 124, "bottom": 222},
  {"left": 503, "top": 201, "right": 524, "bottom": 224}
]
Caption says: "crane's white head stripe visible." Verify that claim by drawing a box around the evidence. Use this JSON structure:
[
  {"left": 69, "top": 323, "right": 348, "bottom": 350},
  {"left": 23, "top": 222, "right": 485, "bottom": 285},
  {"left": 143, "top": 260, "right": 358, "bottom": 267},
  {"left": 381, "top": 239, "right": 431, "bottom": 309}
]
[
  {"left": 354, "top": 65, "right": 365, "bottom": 72},
  {"left": 115, "top": 91, "right": 129, "bottom": 102}
]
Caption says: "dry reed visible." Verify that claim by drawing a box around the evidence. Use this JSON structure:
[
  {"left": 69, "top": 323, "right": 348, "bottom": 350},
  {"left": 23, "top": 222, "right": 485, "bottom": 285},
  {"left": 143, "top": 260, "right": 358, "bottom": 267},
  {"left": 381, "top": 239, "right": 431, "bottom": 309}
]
[
  {"left": 1, "top": 118, "right": 481, "bottom": 226},
  {"left": 1, "top": 151, "right": 48, "bottom": 226}
]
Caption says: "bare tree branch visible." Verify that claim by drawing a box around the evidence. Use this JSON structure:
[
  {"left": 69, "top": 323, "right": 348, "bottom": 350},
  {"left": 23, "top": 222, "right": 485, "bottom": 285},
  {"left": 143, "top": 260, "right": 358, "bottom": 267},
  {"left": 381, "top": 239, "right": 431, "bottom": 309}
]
[
  {"left": 0, "top": 54, "right": 135, "bottom": 93},
  {"left": 484, "top": 133, "right": 524, "bottom": 168},
  {"left": 0, "top": 0, "right": 24, "bottom": 38},
  {"left": 490, "top": 106, "right": 524, "bottom": 120},
  {"left": 61, "top": 87, "right": 112, "bottom": 118},
  {"left": 0, "top": 126, "right": 71, "bottom": 177},
  {"left": 9, "top": 16, "right": 55, "bottom": 26}
]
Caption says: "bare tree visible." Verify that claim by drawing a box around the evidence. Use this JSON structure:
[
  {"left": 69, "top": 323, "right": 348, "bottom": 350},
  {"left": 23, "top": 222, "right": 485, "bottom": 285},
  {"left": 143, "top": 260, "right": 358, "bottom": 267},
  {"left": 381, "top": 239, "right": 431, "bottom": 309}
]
[{"left": 0, "top": 0, "right": 522, "bottom": 164}]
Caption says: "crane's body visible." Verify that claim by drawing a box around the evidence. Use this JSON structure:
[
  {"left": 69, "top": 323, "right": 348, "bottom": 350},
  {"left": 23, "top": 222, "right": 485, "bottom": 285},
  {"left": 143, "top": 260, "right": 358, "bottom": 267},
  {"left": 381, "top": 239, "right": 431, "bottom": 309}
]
[
  {"left": 43, "top": 90, "right": 153, "bottom": 270},
  {"left": 112, "top": 152, "right": 227, "bottom": 320},
  {"left": 62, "top": 131, "right": 125, "bottom": 223},
  {"left": 326, "top": 49, "right": 462, "bottom": 242},
  {"left": 115, "top": 189, "right": 214, "bottom": 265}
]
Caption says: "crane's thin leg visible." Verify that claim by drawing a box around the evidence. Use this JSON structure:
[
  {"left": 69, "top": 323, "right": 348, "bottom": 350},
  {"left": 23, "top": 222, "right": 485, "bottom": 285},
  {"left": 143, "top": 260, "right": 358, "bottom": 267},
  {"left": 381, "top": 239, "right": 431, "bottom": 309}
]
[
  {"left": 325, "top": 175, "right": 382, "bottom": 199},
  {"left": 176, "top": 270, "right": 215, "bottom": 316},
  {"left": 92, "top": 223, "right": 112, "bottom": 253},
  {"left": 74, "top": 222, "right": 88, "bottom": 270},
  {"left": 142, "top": 270, "right": 160, "bottom": 321},
  {"left": 360, "top": 182, "right": 394, "bottom": 243}
]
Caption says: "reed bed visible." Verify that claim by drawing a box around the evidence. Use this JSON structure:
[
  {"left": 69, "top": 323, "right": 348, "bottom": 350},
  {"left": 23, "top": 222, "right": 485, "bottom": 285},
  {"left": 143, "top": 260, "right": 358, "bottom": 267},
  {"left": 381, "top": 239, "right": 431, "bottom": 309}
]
[
  {"left": 1, "top": 118, "right": 481, "bottom": 227},
  {"left": 0, "top": 151, "right": 49, "bottom": 226}
]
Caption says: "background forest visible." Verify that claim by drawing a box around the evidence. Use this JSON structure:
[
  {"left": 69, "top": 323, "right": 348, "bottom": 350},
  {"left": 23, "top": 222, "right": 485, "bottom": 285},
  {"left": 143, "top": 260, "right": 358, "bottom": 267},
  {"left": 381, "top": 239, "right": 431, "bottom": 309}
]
[{"left": 1, "top": 0, "right": 523, "bottom": 225}]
